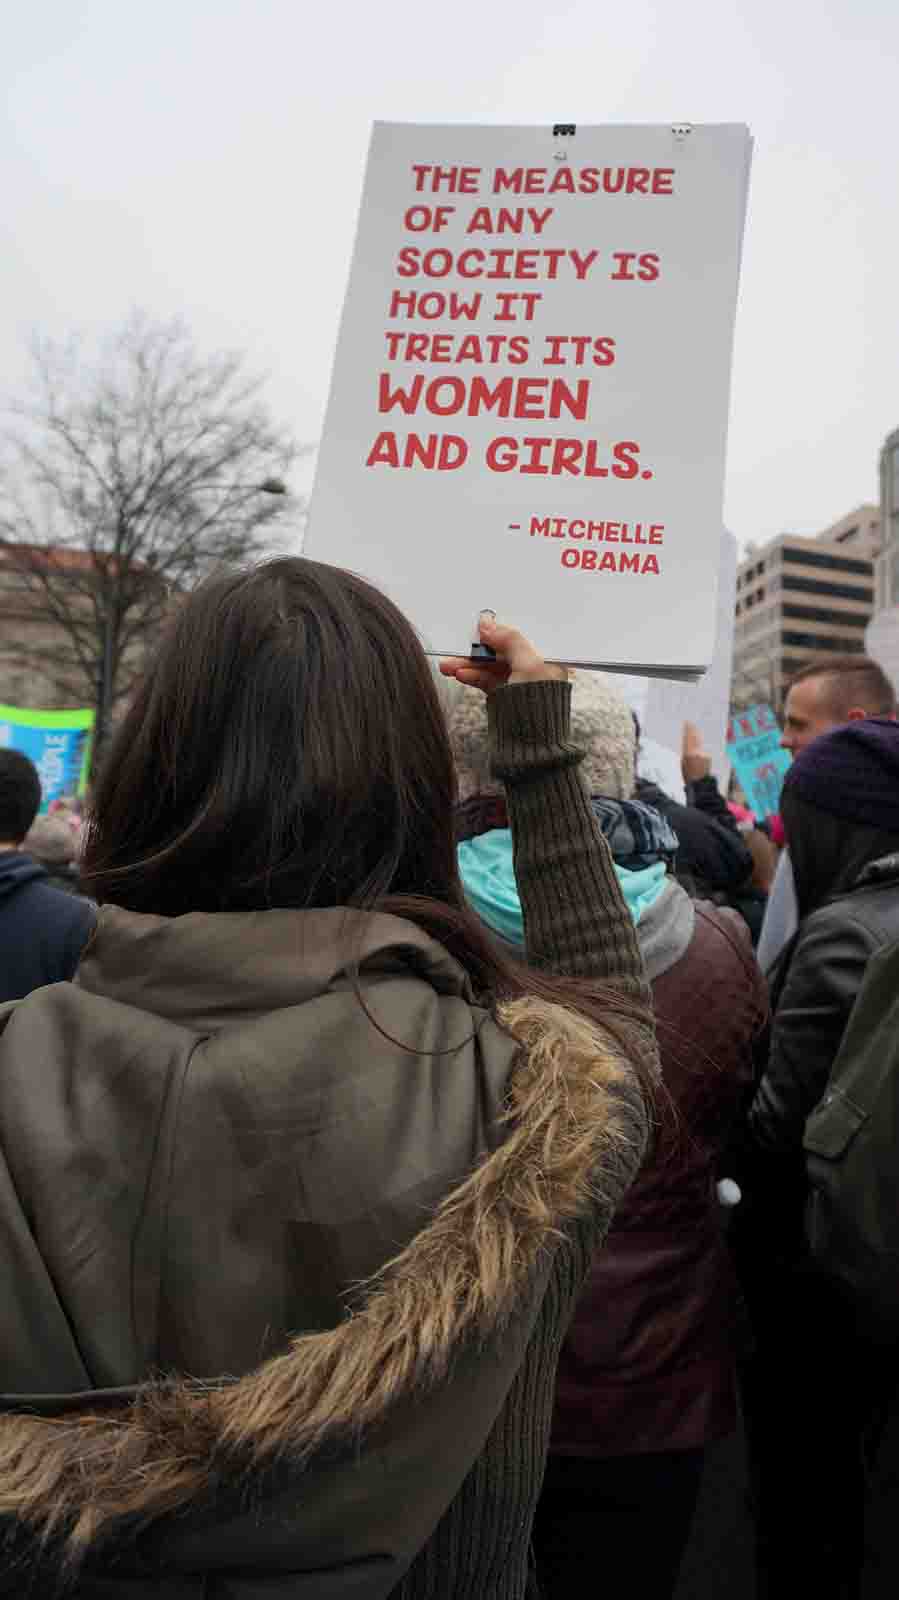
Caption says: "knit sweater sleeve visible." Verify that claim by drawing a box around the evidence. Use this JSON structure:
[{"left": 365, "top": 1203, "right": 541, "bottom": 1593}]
[{"left": 487, "top": 678, "right": 649, "bottom": 1009}]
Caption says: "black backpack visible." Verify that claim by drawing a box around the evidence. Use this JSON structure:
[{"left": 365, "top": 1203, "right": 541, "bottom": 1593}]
[{"left": 803, "top": 941, "right": 899, "bottom": 1333}]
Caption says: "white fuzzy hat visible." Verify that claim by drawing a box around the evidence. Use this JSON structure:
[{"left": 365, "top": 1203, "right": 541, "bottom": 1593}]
[
  {"left": 444, "top": 670, "right": 636, "bottom": 801},
  {"left": 24, "top": 814, "right": 80, "bottom": 866}
]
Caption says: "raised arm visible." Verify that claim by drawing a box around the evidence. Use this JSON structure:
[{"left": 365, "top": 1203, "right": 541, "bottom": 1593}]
[
  {"left": 441, "top": 617, "right": 649, "bottom": 1011},
  {"left": 489, "top": 679, "right": 645, "bottom": 1002}
]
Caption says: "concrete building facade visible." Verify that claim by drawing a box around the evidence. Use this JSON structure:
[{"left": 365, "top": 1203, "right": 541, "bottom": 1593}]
[
  {"left": 817, "top": 503, "right": 881, "bottom": 560},
  {"left": 875, "top": 428, "right": 899, "bottom": 612},
  {"left": 0, "top": 545, "right": 158, "bottom": 719},
  {"left": 0, "top": 558, "right": 84, "bottom": 708},
  {"left": 864, "top": 428, "right": 899, "bottom": 693},
  {"left": 733, "top": 510, "right": 877, "bottom": 710}
]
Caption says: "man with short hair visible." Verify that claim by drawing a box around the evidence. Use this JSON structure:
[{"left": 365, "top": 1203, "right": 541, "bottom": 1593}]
[
  {"left": 758, "top": 655, "right": 897, "bottom": 973},
  {"left": 0, "top": 749, "right": 95, "bottom": 1001},
  {"left": 781, "top": 654, "right": 896, "bottom": 758}
]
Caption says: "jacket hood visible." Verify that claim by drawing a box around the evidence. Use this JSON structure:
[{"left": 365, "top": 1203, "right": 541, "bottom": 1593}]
[
  {"left": 456, "top": 825, "right": 691, "bottom": 981},
  {"left": 0, "top": 902, "right": 646, "bottom": 1586},
  {"left": 637, "top": 877, "right": 695, "bottom": 981},
  {"left": 0, "top": 851, "right": 46, "bottom": 903},
  {"left": 74, "top": 901, "right": 477, "bottom": 1030}
]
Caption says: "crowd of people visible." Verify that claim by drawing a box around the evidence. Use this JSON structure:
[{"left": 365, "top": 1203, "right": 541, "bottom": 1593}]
[{"left": 0, "top": 559, "right": 897, "bottom": 1599}]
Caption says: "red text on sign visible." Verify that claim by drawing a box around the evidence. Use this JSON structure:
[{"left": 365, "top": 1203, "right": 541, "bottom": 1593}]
[
  {"left": 485, "top": 437, "right": 642, "bottom": 477},
  {"left": 610, "top": 252, "right": 660, "bottom": 281},
  {"left": 412, "top": 166, "right": 481, "bottom": 193},
  {"left": 396, "top": 247, "right": 600, "bottom": 280},
  {"left": 385, "top": 332, "right": 531, "bottom": 364},
  {"left": 378, "top": 374, "right": 590, "bottom": 421},
  {"left": 389, "top": 290, "right": 482, "bottom": 320},
  {"left": 492, "top": 167, "right": 674, "bottom": 195},
  {"left": 543, "top": 336, "right": 616, "bottom": 366},
  {"left": 465, "top": 207, "right": 553, "bottom": 234},
  {"left": 562, "top": 548, "right": 661, "bottom": 574},
  {"left": 366, "top": 433, "right": 469, "bottom": 469},
  {"left": 530, "top": 518, "right": 664, "bottom": 543}
]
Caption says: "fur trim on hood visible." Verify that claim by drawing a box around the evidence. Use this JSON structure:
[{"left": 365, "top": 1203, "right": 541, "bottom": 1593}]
[{"left": 0, "top": 992, "right": 645, "bottom": 1577}]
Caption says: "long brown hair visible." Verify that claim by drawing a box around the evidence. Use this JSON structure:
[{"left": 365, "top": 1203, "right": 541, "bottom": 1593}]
[
  {"left": 83, "top": 557, "right": 648, "bottom": 1053},
  {"left": 781, "top": 787, "right": 899, "bottom": 921},
  {"left": 84, "top": 559, "right": 459, "bottom": 915}
]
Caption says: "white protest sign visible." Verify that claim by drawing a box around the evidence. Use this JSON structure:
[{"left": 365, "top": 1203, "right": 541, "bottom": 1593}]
[
  {"left": 641, "top": 527, "right": 738, "bottom": 776},
  {"left": 638, "top": 736, "right": 688, "bottom": 806},
  {"left": 308, "top": 122, "right": 752, "bottom": 674},
  {"left": 614, "top": 530, "right": 737, "bottom": 796}
]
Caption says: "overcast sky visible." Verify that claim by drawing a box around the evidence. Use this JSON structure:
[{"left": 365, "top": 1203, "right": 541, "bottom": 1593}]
[{"left": 3, "top": 0, "right": 897, "bottom": 547}]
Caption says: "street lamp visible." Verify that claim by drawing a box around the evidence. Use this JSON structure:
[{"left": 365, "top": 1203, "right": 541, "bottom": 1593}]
[{"left": 198, "top": 477, "right": 289, "bottom": 496}]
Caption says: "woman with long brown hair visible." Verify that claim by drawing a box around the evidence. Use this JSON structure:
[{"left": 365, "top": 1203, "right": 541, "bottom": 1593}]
[{"left": 0, "top": 558, "right": 655, "bottom": 1599}]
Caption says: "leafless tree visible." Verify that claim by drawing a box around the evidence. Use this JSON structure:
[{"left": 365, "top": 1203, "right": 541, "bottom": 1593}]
[{"left": 0, "top": 314, "right": 300, "bottom": 754}]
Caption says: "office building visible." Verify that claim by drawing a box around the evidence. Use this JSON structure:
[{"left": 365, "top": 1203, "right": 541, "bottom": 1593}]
[
  {"left": 865, "top": 428, "right": 899, "bottom": 692},
  {"left": 876, "top": 427, "right": 899, "bottom": 610},
  {"left": 733, "top": 511, "right": 877, "bottom": 709}
]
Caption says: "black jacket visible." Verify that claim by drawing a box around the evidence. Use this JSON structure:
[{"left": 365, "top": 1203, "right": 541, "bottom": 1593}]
[
  {"left": 636, "top": 775, "right": 753, "bottom": 898},
  {"left": 749, "top": 853, "right": 899, "bottom": 1154},
  {"left": 0, "top": 851, "right": 95, "bottom": 1002}
]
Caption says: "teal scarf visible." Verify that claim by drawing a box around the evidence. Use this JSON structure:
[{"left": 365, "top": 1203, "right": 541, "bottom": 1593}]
[{"left": 457, "top": 827, "right": 667, "bottom": 949}]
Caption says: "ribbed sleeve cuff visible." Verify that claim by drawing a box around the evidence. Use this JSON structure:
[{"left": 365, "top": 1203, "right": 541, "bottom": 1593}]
[
  {"left": 482, "top": 679, "right": 645, "bottom": 995},
  {"left": 487, "top": 679, "right": 581, "bottom": 787}
]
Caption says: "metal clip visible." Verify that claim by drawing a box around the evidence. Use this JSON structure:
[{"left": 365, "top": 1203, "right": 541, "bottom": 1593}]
[
  {"left": 470, "top": 609, "right": 497, "bottom": 660},
  {"left": 553, "top": 123, "right": 575, "bottom": 161}
]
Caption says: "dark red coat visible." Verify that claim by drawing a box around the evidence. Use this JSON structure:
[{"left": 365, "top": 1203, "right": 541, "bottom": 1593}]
[{"left": 550, "top": 902, "right": 768, "bottom": 1456}]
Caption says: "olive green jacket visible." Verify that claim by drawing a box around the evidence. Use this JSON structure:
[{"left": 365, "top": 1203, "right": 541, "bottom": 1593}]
[{"left": 0, "top": 682, "right": 653, "bottom": 1598}]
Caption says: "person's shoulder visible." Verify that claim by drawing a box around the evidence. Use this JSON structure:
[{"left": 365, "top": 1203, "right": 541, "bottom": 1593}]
[
  {"left": 785, "top": 896, "right": 888, "bottom": 996},
  {"left": 690, "top": 900, "right": 757, "bottom": 968},
  {"left": 27, "top": 876, "right": 95, "bottom": 921},
  {"left": 648, "top": 902, "right": 765, "bottom": 1093},
  {"left": 652, "top": 898, "right": 766, "bottom": 1017},
  {"left": 841, "top": 859, "right": 899, "bottom": 937},
  {"left": 801, "top": 889, "right": 892, "bottom": 947},
  {"left": 23, "top": 878, "right": 96, "bottom": 962}
]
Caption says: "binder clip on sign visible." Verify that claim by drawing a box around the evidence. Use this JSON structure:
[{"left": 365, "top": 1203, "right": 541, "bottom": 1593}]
[
  {"left": 471, "top": 610, "right": 497, "bottom": 660},
  {"left": 553, "top": 123, "right": 575, "bottom": 161}
]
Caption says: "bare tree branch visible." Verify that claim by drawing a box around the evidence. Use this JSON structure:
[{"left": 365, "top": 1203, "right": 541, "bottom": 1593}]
[{"left": 0, "top": 314, "right": 302, "bottom": 757}]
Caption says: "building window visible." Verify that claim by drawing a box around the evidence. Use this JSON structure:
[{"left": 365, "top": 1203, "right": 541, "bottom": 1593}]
[
  {"left": 782, "top": 574, "right": 873, "bottom": 604},
  {"left": 781, "top": 631, "right": 864, "bottom": 654},
  {"left": 780, "top": 547, "right": 872, "bottom": 577},
  {"left": 781, "top": 603, "right": 868, "bottom": 628}
]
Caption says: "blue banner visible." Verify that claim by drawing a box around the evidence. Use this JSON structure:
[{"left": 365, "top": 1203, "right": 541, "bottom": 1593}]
[
  {"left": 725, "top": 704, "right": 791, "bottom": 820},
  {"left": 0, "top": 705, "right": 94, "bottom": 813}
]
